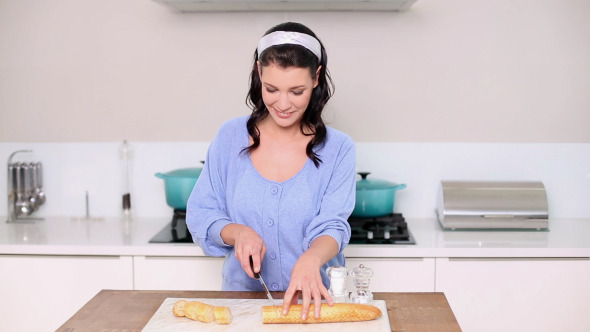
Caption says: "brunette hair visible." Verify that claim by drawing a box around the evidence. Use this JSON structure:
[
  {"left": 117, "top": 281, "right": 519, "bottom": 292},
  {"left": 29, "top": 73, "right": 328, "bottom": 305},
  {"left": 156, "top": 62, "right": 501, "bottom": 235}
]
[{"left": 244, "top": 22, "right": 334, "bottom": 167}]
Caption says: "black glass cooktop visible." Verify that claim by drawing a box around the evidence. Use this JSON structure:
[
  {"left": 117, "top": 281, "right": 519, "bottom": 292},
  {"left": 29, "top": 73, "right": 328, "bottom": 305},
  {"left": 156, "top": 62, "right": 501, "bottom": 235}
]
[{"left": 149, "top": 210, "right": 193, "bottom": 243}]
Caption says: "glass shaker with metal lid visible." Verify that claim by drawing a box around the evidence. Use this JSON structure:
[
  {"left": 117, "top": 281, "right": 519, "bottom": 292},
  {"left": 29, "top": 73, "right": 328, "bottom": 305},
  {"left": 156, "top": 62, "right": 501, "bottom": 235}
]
[
  {"left": 327, "top": 266, "right": 348, "bottom": 303},
  {"left": 349, "top": 264, "right": 374, "bottom": 304}
]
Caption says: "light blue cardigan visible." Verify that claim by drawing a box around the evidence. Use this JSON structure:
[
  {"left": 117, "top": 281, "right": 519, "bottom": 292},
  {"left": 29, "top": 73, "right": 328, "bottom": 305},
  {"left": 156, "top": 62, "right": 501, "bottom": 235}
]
[{"left": 187, "top": 116, "right": 356, "bottom": 291}]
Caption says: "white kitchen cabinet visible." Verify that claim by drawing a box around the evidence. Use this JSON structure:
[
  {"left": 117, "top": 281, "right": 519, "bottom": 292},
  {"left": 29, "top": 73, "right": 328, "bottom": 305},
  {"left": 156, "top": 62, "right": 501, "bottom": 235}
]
[
  {"left": 346, "top": 257, "right": 435, "bottom": 292},
  {"left": 133, "top": 256, "right": 225, "bottom": 291},
  {"left": 435, "top": 257, "right": 590, "bottom": 332},
  {"left": 133, "top": 256, "right": 435, "bottom": 293},
  {"left": 0, "top": 254, "right": 133, "bottom": 332}
]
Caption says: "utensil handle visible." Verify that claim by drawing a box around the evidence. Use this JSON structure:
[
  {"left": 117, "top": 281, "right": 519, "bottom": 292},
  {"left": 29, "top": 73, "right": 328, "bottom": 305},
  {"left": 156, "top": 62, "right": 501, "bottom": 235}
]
[
  {"left": 31, "top": 163, "right": 38, "bottom": 189},
  {"left": 15, "top": 164, "right": 24, "bottom": 197},
  {"left": 249, "top": 255, "right": 260, "bottom": 279},
  {"left": 8, "top": 164, "right": 16, "bottom": 193},
  {"left": 23, "top": 164, "right": 33, "bottom": 193},
  {"left": 36, "top": 162, "right": 43, "bottom": 188}
]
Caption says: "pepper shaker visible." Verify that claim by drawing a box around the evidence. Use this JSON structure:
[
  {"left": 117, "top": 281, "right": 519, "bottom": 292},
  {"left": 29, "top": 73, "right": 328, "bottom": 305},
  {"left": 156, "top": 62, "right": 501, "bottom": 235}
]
[{"left": 349, "top": 264, "right": 374, "bottom": 304}]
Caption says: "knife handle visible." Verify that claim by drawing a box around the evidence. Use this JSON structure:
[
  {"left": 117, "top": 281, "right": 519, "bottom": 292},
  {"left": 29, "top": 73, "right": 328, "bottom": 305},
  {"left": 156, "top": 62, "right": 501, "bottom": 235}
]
[{"left": 249, "top": 255, "right": 260, "bottom": 279}]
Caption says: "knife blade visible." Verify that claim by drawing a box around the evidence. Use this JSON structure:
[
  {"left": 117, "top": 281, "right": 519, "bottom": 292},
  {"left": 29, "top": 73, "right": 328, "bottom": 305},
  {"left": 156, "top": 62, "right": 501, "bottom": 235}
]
[{"left": 250, "top": 255, "right": 281, "bottom": 315}]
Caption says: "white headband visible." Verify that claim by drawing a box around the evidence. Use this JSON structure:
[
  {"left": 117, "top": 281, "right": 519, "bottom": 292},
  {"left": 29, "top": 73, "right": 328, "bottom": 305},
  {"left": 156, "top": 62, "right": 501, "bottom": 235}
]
[{"left": 257, "top": 31, "right": 322, "bottom": 61}]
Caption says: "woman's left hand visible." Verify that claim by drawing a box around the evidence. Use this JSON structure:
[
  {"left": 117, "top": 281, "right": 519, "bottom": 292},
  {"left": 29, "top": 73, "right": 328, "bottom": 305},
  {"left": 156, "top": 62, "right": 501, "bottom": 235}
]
[{"left": 282, "top": 237, "right": 337, "bottom": 320}]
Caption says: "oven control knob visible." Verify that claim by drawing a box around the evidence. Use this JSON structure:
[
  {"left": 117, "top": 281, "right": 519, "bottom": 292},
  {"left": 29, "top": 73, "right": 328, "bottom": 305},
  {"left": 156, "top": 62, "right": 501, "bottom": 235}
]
[{"left": 367, "top": 231, "right": 373, "bottom": 240}]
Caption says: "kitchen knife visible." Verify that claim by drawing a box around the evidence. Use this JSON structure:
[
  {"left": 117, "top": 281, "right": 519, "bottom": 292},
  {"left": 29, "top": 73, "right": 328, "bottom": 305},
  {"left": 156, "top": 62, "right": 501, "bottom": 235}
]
[{"left": 250, "top": 256, "right": 281, "bottom": 315}]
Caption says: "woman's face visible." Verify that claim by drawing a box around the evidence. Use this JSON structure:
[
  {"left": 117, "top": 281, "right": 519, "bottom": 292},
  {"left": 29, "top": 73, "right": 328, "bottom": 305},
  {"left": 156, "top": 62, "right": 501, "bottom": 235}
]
[{"left": 258, "top": 62, "right": 319, "bottom": 130}]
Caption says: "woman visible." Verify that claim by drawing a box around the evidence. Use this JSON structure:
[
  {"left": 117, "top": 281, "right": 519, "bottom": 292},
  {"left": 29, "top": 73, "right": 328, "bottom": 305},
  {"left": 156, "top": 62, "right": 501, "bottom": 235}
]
[{"left": 186, "top": 22, "right": 356, "bottom": 320}]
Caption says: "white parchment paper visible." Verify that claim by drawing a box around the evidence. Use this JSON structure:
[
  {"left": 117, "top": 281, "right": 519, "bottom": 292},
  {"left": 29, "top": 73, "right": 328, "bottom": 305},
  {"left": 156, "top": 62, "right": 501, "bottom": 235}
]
[{"left": 142, "top": 298, "right": 390, "bottom": 332}]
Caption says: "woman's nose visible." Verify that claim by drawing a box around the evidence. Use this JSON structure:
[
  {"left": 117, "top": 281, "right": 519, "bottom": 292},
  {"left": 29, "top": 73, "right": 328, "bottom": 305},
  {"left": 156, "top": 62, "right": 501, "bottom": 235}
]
[{"left": 276, "top": 93, "right": 290, "bottom": 111}]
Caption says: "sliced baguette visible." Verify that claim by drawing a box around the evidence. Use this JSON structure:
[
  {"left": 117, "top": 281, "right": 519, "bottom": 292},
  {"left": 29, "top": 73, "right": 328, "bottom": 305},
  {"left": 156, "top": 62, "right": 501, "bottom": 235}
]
[
  {"left": 172, "top": 300, "right": 233, "bottom": 324},
  {"left": 213, "top": 306, "right": 233, "bottom": 324},
  {"left": 262, "top": 303, "right": 381, "bottom": 324},
  {"left": 182, "top": 301, "right": 216, "bottom": 323},
  {"left": 172, "top": 300, "right": 188, "bottom": 317}
]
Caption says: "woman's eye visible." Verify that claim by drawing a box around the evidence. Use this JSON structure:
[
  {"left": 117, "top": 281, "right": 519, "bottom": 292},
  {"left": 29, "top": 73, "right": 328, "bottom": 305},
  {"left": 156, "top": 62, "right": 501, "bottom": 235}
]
[
  {"left": 265, "top": 87, "right": 277, "bottom": 93},
  {"left": 292, "top": 90, "right": 304, "bottom": 96}
]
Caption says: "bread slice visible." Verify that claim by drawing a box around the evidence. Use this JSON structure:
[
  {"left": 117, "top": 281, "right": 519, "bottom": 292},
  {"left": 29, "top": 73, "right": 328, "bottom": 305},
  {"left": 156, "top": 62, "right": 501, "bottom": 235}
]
[
  {"left": 172, "top": 300, "right": 233, "bottom": 324},
  {"left": 262, "top": 303, "right": 381, "bottom": 324},
  {"left": 213, "top": 306, "right": 233, "bottom": 324},
  {"left": 182, "top": 301, "right": 216, "bottom": 323},
  {"left": 172, "top": 300, "right": 188, "bottom": 317}
]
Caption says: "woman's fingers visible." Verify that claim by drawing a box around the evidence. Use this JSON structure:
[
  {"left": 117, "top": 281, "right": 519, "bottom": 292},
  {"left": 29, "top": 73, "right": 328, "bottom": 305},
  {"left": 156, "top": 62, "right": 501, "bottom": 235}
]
[
  {"left": 282, "top": 287, "right": 298, "bottom": 315},
  {"left": 322, "top": 286, "right": 334, "bottom": 306},
  {"left": 311, "top": 287, "right": 323, "bottom": 318},
  {"left": 300, "top": 285, "right": 313, "bottom": 320},
  {"left": 284, "top": 281, "right": 328, "bottom": 320},
  {"left": 230, "top": 225, "right": 266, "bottom": 278}
]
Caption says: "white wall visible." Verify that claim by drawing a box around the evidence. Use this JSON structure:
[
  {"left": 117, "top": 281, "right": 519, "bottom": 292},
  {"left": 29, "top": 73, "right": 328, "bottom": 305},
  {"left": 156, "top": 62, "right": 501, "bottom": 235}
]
[
  {"left": 1, "top": 142, "right": 589, "bottom": 219},
  {"left": 1, "top": 0, "right": 589, "bottom": 143},
  {"left": 1, "top": 1, "right": 590, "bottom": 220}
]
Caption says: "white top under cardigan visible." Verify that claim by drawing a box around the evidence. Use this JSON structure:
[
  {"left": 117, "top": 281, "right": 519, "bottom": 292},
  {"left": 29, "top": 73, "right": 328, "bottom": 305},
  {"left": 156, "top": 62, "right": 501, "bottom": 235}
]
[{"left": 186, "top": 116, "right": 356, "bottom": 291}]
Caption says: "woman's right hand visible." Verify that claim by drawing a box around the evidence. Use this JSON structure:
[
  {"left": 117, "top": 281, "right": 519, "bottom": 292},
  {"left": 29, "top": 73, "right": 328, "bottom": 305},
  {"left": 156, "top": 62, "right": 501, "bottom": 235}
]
[{"left": 220, "top": 223, "right": 266, "bottom": 278}]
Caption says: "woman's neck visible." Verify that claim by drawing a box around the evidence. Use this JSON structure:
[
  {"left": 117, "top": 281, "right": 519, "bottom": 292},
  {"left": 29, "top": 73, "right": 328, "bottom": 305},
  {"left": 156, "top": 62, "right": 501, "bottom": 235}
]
[{"left": 259, "top": 116, "right": 306, "bottom": 142}]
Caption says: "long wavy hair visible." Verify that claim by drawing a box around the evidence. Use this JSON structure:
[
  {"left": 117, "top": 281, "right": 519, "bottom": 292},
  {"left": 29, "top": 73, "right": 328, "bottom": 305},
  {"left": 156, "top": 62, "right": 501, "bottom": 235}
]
[{"left": 243, "top": 22, "right": 334, "bottom": 168}]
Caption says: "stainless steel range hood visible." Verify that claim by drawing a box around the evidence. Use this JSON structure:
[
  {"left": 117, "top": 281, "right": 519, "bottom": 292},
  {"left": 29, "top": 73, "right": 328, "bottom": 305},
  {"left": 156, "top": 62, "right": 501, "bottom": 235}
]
[
  {"left": 151, "top": 0, "right": 417, "bottom": 12},
  {"left": 436, "top": 181, "right": 549, "bottom": 231}
]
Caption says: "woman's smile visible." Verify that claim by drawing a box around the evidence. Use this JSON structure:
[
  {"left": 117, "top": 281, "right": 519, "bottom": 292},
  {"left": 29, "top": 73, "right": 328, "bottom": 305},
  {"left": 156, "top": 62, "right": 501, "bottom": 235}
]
[{"left": 275, "top": 109, "right": 294, "bottom": 118}]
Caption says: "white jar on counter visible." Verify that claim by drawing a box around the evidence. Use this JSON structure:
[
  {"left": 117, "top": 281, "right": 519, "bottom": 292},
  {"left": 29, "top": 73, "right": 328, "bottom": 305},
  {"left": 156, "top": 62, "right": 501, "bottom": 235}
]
[{"left": 327, "top": 266, "right": 348, "bottom": 303}]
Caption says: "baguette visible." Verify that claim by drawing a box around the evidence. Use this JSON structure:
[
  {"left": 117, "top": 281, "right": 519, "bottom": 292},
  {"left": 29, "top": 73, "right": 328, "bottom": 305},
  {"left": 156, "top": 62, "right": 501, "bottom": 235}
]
[
  {"left": 172, "top": 300, "right": 188, "bottom": 317},
  {"left": 262, "top": 303, "right": 381, "bottom": 324},
  {"left": 183, "top": 301, "right": 216, "bottom": 323},
  {"left": 172, "top": 300, "right": 233, "bottom": 324},
  {"left": 213, "top": 306, "right": 233, "bottom": 324}
]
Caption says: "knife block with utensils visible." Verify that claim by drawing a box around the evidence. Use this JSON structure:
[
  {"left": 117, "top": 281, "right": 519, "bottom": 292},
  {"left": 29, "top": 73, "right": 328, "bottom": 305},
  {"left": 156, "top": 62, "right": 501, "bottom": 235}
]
[{"left": 6, "top": 150, "right": 46, "bottom": 223}]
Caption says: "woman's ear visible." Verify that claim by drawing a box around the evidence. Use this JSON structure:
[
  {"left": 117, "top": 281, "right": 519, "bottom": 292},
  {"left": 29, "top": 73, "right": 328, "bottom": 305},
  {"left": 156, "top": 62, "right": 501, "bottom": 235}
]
[{"left": 313, "top": 66, "right": 322, "bottom": 88}]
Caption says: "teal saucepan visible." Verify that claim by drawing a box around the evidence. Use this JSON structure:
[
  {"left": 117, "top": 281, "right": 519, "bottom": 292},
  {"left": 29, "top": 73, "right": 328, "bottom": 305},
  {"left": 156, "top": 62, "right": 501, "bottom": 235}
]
[
  {"left": 155, "top": 167, "right": 202, "bottom": 210},
  {"left": 352, "top": 172, "right": 407, "bottom": 218}
]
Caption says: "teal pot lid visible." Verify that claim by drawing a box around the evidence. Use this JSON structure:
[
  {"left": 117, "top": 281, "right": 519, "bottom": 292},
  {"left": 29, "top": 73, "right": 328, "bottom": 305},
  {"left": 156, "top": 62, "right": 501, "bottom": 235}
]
[
  {"left": 155, "top": 167, "right": 202, "bottom": 179},
  {"left": 356, "top": 172, "right": 406, "bottom": 190}
]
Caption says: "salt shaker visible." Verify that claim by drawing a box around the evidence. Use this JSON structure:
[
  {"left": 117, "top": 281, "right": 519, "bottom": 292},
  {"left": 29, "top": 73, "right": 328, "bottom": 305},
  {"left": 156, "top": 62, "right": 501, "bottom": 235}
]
[
  {"left": 327, "top": 266, "right": 349, "bottom": 303},
  {"left": 349, "top": 264, "right": 374, "bottom": 304}
]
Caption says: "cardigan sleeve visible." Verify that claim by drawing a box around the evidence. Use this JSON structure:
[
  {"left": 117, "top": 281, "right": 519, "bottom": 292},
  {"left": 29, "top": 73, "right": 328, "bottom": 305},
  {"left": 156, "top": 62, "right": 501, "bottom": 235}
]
[
  {"left": 186, "top": 123, "right": 234, "bottom": 257},
  {"left": 302, "top": 132, "right": 356, "bottom": 253}
]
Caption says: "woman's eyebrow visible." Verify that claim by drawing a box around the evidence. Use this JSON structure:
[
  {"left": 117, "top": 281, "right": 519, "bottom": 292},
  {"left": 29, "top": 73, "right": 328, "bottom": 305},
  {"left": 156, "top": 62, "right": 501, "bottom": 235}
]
[{"left": 263, "top": 82, "right": 306, "bottom": 90}]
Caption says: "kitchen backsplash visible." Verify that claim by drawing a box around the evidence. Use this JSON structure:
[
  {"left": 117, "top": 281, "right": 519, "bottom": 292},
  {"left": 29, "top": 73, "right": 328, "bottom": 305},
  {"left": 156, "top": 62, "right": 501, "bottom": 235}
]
[{"left": 1, "top": 142, "right": 589, "bottom": 220}]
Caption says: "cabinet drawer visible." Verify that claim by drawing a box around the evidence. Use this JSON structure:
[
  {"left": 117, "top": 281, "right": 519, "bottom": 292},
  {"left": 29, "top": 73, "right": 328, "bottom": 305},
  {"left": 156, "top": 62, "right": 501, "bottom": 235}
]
[
  {"left": 133, "top": 256, "right": 224, "bottom": 291},
  {"left": 436, "top": 257, "right": 590, "bottom": 332},
  {"left": 0, "top": 255, "right": 133, "bottom": 332}
]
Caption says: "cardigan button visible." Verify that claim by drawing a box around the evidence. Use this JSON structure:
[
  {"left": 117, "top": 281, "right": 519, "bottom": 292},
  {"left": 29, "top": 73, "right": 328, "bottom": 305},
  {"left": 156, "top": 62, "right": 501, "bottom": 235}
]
[{"left": 270, "top": 187, "right": 279, "bottom": 195}]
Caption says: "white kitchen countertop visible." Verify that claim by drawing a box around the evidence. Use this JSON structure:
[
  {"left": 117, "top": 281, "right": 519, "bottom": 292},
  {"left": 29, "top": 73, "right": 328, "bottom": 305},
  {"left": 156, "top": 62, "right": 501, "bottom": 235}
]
[{"left": 1, "top": 216, "right": 589, "bottom": 258}]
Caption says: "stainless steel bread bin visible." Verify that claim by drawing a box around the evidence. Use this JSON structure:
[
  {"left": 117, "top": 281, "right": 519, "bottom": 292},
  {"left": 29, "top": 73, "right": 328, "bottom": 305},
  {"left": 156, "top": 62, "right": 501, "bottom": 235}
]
[{"left": 436, "top": 181, "right": 549, "bottom": 230}]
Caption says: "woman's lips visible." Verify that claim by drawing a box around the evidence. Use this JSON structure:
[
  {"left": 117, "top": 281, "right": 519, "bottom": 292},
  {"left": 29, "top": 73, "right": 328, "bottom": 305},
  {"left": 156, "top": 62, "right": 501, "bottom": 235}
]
[{"left": 274, "top": 109, "right": 293, "bottom": 119}]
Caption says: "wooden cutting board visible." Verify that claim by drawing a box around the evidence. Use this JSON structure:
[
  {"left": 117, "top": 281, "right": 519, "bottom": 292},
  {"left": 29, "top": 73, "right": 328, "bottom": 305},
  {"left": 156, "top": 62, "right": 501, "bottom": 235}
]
[{"left": 142, "top": 298, "right": 390, "bottom": 332}]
